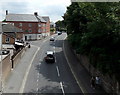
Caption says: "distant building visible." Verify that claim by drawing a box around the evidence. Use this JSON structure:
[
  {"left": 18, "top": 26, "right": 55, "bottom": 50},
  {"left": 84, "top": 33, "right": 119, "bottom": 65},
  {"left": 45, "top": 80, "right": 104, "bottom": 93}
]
[
  {"left": 4, "top": 10, "right": 50, "bottom": 40},
  {"left": 50, "top": 22, "right": 55, "bottom": 28},
  {"left": 50, "top": 22, "right": 56, "bottom": 35}
]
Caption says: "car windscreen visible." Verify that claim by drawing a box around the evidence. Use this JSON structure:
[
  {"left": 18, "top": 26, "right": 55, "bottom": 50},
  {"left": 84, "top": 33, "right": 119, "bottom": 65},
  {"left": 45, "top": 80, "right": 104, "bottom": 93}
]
[{"left": 47, "top": 54, "right": 54, "bottom": 58}]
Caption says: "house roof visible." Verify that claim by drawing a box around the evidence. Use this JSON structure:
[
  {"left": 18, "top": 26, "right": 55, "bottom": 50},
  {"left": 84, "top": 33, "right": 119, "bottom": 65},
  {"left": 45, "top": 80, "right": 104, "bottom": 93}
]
[
  {"left": 5, "top": 14, "right": 47, "bottom": 23},
  {"left": 2, "top": 24, "right": 23, "bottom": 33},
  {"left": 42, "top": 16, "right": 50, "bottom": 22},
  {"left": 6, "top": 14, "right": 38, "bottom": 22},
  {"left": 2, "top": 24, "right": 23, "bottom": 38},
  {"left": 36, "top": 16, "right": 46, "bottom": 23},
  {"left": 3, "top": 32, "right": 16, "bottom": 38}
]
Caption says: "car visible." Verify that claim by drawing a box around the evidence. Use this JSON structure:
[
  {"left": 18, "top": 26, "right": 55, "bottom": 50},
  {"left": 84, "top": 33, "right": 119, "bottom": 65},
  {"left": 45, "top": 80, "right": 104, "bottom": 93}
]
[
  {"left": 44, "top": 51, "right": 55, "bottom": 63},
  {"left": 0, "top": 50, "right": 10, "bottom": 55},
  {"left": 50, "top": 37, "right": 55, "bottom": 41},
  {"left": 58, "top": 32, "right": 62, "bottom": 35}
]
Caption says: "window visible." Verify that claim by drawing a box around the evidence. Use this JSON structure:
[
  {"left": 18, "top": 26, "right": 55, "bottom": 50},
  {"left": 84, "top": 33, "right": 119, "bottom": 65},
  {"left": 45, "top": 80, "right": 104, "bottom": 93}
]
[
  {"left": 29, "top": 36, "right": 31, "bottom": 39},
  {"left": 10, "top": 23, "right": 14, "bottom": 26},
  {"left": 6, "top": 37, "right": 10, "bottom": 43},
  {"left": 38, "top": 24, "right": 41, "bottom": 27},
  {"left": 43, "top": 29, "right": 46, "bottom": 32},
  {"left": 29, "top": 23, "right": 32, "bottom": 27},
  {"left": 38, "top": 29, "right": 42, "bottom": 33},
  {"left": 19, "top": 23, "right": 22, "bottom": 27},
  {"left": 38, "top": 29, "right": 41, "bottom": 33},
  {"left": 42, "top": 24, "right": 46, "bottom": 27},
  {"left": 29, "top": 29, "right": 32, "bottom": 32}
]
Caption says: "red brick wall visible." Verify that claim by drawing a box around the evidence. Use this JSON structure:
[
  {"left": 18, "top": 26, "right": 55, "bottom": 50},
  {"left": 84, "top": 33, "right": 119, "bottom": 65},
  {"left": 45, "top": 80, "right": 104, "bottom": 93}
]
[
  {"left": 2, "top": 34, "right": 15, "bottom": 44},
  {"left": 16, "top": 32, "right": 23, "bottom": 40},
  {"left": 46, "top": 21, "right": 50, "bottom": 33},
  {"left": 13, "top": 22, "right": 38, "bottom": 34},
  {"left": 6, "top": 21, "right": 50, "bottom": 34}
]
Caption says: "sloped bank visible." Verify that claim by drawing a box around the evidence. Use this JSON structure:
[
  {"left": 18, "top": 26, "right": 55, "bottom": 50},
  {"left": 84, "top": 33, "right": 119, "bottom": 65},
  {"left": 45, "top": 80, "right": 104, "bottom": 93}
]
[{"left": 71, "top": 45, "right": 120, "bottom": 95}]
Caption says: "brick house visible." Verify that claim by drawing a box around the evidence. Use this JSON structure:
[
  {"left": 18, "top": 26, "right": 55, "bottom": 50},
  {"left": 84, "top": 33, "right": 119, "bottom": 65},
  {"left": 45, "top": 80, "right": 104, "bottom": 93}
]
[
  {"left": 2, "top": 24, "right": 24, "bottom": 44},
  {"left": 42, "top": 16, "right": 50, "bottom": 36},
  {"left": 4, "top": 11, "right": 50, "bottom": 40}
]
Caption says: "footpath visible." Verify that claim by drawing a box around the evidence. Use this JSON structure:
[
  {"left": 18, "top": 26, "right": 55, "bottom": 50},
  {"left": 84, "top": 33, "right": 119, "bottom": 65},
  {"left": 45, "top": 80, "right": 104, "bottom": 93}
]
[
  {"left": 63, "top": 39, "right": 107, "bottom": 94},
  {"left": 3, "top": 45, "right": 38, "bottom": 93}
]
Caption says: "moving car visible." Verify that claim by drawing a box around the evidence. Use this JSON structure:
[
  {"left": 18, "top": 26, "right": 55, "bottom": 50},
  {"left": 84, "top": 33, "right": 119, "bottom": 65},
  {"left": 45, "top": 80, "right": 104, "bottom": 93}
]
[
  {"left": 58, "top": 32, "right": 62, "bottom": 35},
  {"left": 44, "top": 51, "right": 55, "bottom": 63},
  {"left": 50, "top": 37, "right": 55, "bottom": 41}
]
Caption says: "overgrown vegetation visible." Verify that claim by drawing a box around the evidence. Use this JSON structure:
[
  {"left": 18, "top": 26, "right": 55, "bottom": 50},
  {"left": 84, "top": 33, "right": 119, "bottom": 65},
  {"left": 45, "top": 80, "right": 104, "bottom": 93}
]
[
  {"left": 63, "top": 2, "right": 120, "bottom": 81},
  {"left": 55, "top": 20, "right": 67, "bottom": 32}
]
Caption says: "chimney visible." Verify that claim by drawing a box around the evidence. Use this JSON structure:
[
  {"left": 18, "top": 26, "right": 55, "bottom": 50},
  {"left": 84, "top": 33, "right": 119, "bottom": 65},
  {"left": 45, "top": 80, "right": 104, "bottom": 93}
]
[
  {"left": 6, "top": 10, "right": 8, "bottom": 15},
  {"left": 34, "top": 12, "right": 38, "bottom": 16}
]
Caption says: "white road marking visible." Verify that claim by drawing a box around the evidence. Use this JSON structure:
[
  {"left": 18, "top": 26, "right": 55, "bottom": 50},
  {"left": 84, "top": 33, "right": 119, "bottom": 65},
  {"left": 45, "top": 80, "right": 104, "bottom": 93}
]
[
  {"left": 56, "top": 66, "right": 60, "bottom": 77},
  {"left": 37, "top": 73, "right": 39, "bottom": 76},
  {"left": 63, "top": 34, "right": 67, "bottom": 40},
  {"left": 36, "top": 88, "right": 38, "bottom": 92},
  {"left": 43, "top": 39, "right": 47, "bottom": 43},
  {"left": 19, "top": 47, "right": 40, "bottom": 93},
  {"left": 37, "top": 79, "right": 39, "bottom": 82},
  {"left": 53, "top": 46, "right": 55, "bottom": 49},
  {"left": 55, "top": 56, "right": 57, "bottom": 63},
  {"left": 63, "top": 41, "right": 86, "bottom": 94},
  {"left": 39, "top": 62, "right": 41, "bottom": 65},
  {"left": 60, "top": 82, "right": 65, "bottom": 95}
]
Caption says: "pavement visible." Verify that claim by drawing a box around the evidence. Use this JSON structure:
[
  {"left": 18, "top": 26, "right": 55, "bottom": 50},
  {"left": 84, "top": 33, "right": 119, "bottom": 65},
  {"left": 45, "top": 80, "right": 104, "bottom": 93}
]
[
  {"left": 3, "top": 45, "right": 38, "bottom": 93},
  {"left": 63, "top": 39, "right": 106, "bottom": 94},
  {"left": 2, "top": 36, "right": 106, "bottom": 94}
]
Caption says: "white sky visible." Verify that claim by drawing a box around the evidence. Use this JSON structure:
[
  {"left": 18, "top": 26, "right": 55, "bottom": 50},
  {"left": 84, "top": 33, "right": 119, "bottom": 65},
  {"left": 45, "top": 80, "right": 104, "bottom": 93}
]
[{"left": 0, "top": 0, "right": 71, "bottom": 23}]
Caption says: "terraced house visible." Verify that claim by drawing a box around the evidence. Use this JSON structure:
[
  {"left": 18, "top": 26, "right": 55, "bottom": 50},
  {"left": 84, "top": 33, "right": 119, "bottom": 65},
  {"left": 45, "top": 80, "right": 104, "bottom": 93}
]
[{"left": 4, "top": 10, "right": 50, "bottom": 40}]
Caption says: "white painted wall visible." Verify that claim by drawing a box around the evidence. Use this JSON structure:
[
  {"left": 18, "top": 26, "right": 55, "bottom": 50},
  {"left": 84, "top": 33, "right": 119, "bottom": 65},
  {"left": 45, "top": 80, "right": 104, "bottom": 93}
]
[
  {"left": 37, "top": 34, "right": 42, "bottom": 40},
  {"left": 24, "top": 34, "right": 37, "bottom": 40},
  {"left": 24, "top": 32, "right": 50, "bottom": 40}
]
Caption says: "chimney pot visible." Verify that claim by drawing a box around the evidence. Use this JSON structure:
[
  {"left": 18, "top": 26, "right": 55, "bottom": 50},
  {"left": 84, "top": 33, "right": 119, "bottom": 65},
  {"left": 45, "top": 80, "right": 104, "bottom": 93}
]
[
  {"left": 6, "top": 10, "right": 8, "bottom": 15},
  {"left": 34, "top": 12, "right": 38, "bottom": 16}
]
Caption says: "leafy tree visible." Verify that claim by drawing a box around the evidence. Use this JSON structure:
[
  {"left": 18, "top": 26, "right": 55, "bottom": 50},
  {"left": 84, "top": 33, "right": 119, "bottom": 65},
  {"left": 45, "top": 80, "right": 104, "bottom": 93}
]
[
  {"left": 64, "top": 2, "right": 120, "bottom": 81},
  {"left": 55, "top": 20, "right": 66, "bottom": 32}
]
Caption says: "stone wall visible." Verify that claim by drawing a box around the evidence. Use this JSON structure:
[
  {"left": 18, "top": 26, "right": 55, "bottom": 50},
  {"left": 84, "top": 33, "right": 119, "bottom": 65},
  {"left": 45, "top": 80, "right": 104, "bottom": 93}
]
[
  {"left": 2, "top": 54, "right": 11, "bottom": 83},
  {"left": 74, "top": 52, "right": 120, "bottom": 95},
  {"left": 12, "top": 45, "right": 28, "bottom": 68}
]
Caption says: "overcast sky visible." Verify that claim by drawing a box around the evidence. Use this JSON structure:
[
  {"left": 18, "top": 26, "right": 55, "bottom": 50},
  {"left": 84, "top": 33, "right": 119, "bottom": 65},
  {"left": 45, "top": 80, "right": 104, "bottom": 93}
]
[{"left": 0, "top": 0, "right": 71, "bottom": 22}]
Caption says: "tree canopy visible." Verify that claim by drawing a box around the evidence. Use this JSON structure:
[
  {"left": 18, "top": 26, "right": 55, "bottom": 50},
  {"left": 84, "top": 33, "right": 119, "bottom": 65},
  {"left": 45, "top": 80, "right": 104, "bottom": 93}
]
[
  {"left": 55, "top": 20, "right": 67, "bottom": 32},
  {"left": 63, "top": 2, "right": 120, "bottom": 81}
]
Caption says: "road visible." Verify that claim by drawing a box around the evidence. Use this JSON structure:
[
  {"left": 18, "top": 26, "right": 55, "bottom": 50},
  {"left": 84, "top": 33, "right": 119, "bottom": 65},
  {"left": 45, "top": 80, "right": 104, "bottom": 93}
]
[{"left": 23, "top": 33, "right": 82, "bottom": 94}]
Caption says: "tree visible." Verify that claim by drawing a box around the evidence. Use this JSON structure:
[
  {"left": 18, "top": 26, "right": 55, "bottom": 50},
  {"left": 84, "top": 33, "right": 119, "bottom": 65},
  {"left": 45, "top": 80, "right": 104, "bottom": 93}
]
[
  {"left": 55, "top": 20, "right": 66, "bottom": 32},
  {"left": 63, "top": 2, "right": 120, "bottom": 81}
]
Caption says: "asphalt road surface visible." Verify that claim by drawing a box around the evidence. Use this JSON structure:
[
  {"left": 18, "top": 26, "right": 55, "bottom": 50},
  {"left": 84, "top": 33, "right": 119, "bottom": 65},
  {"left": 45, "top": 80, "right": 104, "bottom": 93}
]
[{"left": 23, "top": 33, "right": 82, "bottom": 94}]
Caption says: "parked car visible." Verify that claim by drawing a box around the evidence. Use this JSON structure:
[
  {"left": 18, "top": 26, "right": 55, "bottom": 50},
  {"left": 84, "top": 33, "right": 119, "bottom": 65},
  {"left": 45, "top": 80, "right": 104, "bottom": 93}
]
[
  {"left": 50, "top": 37, "right": 55, "bottom": 41},
  {"left": 0, "top": 50, "right": 10, "bottom": 55},
  {"left": 44, "top": 51, "right": 55, "bottom": 63}
]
